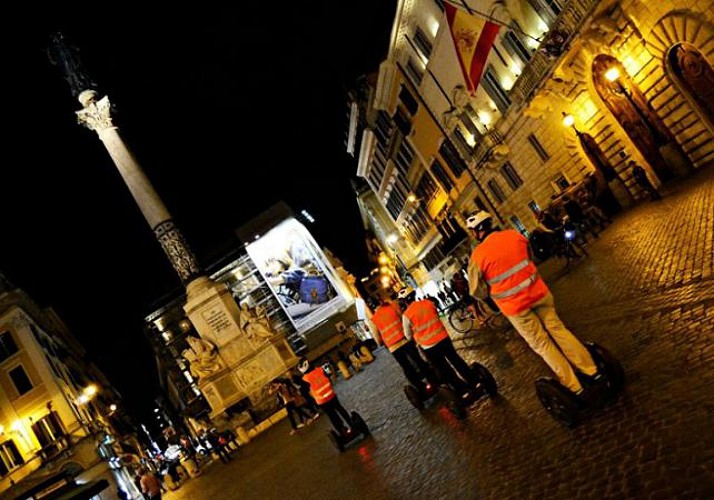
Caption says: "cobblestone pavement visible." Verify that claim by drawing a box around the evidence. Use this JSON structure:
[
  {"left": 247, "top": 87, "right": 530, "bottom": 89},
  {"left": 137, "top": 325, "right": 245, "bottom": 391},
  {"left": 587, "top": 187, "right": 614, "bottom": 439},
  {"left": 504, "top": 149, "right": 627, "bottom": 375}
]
[{"left": 166, "top": 168, "right": 713, "bottom": 500}]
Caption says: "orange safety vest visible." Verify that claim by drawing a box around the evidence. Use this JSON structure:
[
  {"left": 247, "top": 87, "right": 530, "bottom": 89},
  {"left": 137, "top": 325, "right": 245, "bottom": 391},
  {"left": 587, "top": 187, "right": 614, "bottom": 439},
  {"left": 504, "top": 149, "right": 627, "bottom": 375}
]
[
  {"left": 403, "top": 299, "right": 449, "bottom": 348},
  {"left": 372, "top": 303, "right": 406, "bottom": 350},
  {"left": 302, "top": 367, "right": 335, "bottom": 405},
  {"left": 470, "top": 229, "right": 549, "bottom": 316}
]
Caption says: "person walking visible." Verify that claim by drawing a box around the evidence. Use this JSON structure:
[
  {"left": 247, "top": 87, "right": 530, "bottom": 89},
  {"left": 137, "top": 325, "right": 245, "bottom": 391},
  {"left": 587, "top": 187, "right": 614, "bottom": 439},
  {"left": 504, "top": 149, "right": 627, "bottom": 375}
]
[
  {"left": 205, "top": 428, "right": 231, "bottom": 464},
  {"left": 630, "top": 161, "right": 662, "bottom": 201},
  {"left": 291, "top": 369, "right": 320, "bottom": 415},
  {"left": 299, "top": 358, "right": 353, "bottom": 434},
  {"left": 139, "top": 467, "right": 163, "bottom": 500},
  {"left": 465, "top": 211, "right": 600, "bottom": 401},
  {"left": 269, "top": 379, "right": 313, "bottom": 434},
  {"left": 399, "top": 287, "right": 480, "bottom": 399},
  {"left": 371, "top": 295, "right": 435, "bottom": 393}
]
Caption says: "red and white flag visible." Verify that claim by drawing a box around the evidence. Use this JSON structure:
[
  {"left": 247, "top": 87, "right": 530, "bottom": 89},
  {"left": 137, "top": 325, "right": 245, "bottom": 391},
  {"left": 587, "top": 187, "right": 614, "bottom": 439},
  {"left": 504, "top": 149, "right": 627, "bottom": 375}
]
[{"left": 444, "top": 3, "right": 500, "bottom": 94}]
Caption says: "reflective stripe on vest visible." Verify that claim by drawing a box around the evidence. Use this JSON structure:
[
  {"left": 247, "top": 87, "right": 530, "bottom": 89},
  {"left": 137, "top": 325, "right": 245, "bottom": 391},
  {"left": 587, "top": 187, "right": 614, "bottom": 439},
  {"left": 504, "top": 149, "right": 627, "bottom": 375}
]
[
  {"left": 470, "top": 229, "right": 549, "bottom": 315},
  {"left": 372, "top": 305, "right": 406, "bottom": 348},
  {"left": 491, "top": 272, "right": 538, "bottom": 299},
  {"left": 303, "top": 368, "right": 335, "bottom": 405},
  {"left": 405, "top": 300, "right": 449, "bottom": 347},
  {"left": 486, "top": 259, "right": 530, "bottom": 285}
]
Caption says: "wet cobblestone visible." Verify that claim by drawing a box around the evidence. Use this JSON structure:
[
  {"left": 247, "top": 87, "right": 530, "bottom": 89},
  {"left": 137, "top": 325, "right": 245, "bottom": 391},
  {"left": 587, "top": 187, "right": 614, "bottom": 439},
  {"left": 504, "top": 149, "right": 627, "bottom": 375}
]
[{"left": 166, "top": 168, "right": 714, "bottom": 500}]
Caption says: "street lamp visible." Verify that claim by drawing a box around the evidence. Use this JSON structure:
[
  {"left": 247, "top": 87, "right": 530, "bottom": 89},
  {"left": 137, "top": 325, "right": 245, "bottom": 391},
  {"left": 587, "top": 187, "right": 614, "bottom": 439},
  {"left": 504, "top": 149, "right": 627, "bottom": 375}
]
[{"left": 604, "top": 66, "right": 665, "bottom": 143}]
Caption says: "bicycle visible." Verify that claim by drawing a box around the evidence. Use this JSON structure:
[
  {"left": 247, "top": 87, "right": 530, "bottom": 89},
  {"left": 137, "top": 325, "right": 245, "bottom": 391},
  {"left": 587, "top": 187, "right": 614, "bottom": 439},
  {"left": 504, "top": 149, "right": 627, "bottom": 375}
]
[{"left": 447, "top": 298, "right": 504, "bottom": 333}]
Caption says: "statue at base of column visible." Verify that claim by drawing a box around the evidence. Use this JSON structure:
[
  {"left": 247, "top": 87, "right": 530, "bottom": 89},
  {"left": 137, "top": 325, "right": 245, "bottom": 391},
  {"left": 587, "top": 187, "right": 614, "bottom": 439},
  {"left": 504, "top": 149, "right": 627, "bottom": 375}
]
[
  {"left": 239, "top": 302, "right": 276, "bottom": 343},
  {"left": 182, "top": 336, "right": 223, "bottom": 379}
]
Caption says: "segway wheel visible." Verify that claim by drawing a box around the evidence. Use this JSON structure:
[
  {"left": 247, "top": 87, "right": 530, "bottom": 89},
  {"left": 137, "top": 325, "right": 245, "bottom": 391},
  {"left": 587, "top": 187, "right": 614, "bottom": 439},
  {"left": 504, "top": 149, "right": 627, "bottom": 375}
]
[
  {"left": 535, "top": 378, "right": 581, "bottom": 428},
  {"left": 439, "top": 387, "right": 466, "bottom": 420},
  {"left": 329, "top": 430, "right": 345, "bottom": 452},
  {"left": 470, "top": 362, "right": 498, "bottom": 397},
  {"left": 404, "top": 384, "right": 425, "bottom": 410},
  {"left": 586, "top": 342, "right": 625, "bottom": 393},
  {"left": 350, "top": 411, "right": 370, "bottom": 437}
]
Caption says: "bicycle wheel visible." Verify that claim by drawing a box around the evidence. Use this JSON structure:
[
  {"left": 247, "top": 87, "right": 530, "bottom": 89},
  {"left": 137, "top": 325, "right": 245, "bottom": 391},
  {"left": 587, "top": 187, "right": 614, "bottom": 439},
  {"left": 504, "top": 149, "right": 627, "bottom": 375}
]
[{"left": 448, "top": 306, "right": 474, "bottom": 333}]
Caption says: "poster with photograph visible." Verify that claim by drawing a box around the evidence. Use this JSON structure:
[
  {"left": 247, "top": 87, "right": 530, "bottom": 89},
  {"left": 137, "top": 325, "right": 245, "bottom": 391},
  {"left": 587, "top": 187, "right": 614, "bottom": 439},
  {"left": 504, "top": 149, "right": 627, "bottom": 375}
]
[{"left": 246, "top": 218, "right": 350, "bottom": 333}]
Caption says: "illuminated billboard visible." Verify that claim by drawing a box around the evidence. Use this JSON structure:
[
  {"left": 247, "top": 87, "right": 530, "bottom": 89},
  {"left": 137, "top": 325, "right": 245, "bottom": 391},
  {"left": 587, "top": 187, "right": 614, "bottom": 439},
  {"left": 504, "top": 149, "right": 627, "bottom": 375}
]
[{"left": 246, "top": 217, "right": 352, "bottom": 333}]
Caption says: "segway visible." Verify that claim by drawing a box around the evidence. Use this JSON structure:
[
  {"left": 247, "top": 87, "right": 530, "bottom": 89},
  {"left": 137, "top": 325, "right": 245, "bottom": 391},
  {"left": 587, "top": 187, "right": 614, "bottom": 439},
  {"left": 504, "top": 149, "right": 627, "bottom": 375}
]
[
  {"left": 535, "top": 342, "right": 625, "bottom": 428},
  {"left": 403, "top": 362, "right": 498, "bottom": 420},
  {"left": 328, "top": 411, "right": 370, "bottom": 452},
  {"left": 403, "top": 380, "right": 465, "bottom": 418}
]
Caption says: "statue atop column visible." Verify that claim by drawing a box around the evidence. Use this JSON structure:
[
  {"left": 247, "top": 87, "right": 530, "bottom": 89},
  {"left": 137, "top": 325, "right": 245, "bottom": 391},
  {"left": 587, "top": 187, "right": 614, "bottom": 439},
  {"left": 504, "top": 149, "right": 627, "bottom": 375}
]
[{"left": 47, "top": 32, "right": 98, "bottom": 98}]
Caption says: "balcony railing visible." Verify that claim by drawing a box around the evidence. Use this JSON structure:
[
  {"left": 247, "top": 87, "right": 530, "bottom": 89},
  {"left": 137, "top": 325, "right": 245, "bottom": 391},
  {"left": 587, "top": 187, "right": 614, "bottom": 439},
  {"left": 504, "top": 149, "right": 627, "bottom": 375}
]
[{"left": 508, "top": 0, "right": 601, "bottom": 106}]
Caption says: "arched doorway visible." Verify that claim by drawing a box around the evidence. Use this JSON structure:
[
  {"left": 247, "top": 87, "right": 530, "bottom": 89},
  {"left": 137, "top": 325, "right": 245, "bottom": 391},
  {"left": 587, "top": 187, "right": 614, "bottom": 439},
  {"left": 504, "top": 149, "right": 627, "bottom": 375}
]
[
  {"left": 668, "top": 42, "right": 714, "bottom": 128},
  {"left": 576, "top": 131, "right": 631, "bottom": 213},
  {"left": 592, "top": 54, "right": 675, "bottom": 182}
]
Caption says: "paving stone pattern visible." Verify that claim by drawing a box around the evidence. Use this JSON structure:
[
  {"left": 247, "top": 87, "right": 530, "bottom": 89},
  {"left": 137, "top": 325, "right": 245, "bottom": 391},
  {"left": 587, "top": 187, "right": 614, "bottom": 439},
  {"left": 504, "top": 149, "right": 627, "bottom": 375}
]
[{"left": 165, "top": 168, "right": 713, "bottom": 500}]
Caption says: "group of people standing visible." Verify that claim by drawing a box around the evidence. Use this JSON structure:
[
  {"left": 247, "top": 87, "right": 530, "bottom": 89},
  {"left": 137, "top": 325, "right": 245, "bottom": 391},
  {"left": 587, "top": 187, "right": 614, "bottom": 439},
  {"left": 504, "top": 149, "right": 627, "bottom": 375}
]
[{"left": 269, "top": 373, "right": 321, "bottom": 434}]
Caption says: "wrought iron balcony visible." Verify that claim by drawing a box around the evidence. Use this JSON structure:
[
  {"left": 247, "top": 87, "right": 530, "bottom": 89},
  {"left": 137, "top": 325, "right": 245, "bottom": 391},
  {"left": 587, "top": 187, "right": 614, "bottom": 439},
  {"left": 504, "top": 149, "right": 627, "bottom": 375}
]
[{"left": 508, "top": 0, "right": 601, "bottom": 106}]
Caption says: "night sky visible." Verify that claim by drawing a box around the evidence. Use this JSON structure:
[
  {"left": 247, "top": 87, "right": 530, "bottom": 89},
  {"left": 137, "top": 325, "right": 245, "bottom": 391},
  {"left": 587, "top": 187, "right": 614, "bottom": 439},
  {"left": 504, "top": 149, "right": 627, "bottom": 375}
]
[{"left": 3, "top": 4, "right": 396, "bottom": 421}]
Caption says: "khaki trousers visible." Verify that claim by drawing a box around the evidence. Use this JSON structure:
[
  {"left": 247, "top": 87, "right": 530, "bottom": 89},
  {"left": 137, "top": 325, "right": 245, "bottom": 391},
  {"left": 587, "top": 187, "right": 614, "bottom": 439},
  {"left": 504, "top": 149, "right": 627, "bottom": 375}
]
[{"left": 507, "top": 293, "right": 597, "bottom": 393}]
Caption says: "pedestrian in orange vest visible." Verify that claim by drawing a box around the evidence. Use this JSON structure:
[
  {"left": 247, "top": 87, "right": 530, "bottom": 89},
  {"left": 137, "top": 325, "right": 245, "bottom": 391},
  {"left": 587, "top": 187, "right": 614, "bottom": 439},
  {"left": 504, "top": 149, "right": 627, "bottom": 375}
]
[
  {"left": 371, "top": 295, "right": 435, "bottom": 393},
  {"left": 465, "top": 211, "right": 600, "bottom": 399},
  {"left": 399, "top": 287, "right": 480, "bottom": 398},
  {"left": 299, "top": 358, "right": 352, "bottom": 434}
]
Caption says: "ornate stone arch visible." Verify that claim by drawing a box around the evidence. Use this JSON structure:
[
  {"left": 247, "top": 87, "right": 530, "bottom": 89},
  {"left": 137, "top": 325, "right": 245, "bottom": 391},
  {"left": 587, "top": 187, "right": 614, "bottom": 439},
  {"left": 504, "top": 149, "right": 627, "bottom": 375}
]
[
  {"left": 644, "top": 10, "right": 714, "bottom": 61},
  {"left": 645, "top": 10, "right": 714, "bottom": 166}
]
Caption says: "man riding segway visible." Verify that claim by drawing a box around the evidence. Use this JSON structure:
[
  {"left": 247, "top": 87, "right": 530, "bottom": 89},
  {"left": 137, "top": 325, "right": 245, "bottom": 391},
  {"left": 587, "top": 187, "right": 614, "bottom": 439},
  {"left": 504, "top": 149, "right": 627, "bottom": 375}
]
[
  {"left": 399, "top": 287, "right": 497, "bottom": 409},
  {"left": 298, "top": 358, "right": 369, "bottom": 450},
  {"left": 465, "top": 210, "right": 615, "bottom": 414},
  {"left": 371, "top": 294, "right": 436, "bottom": 397}
]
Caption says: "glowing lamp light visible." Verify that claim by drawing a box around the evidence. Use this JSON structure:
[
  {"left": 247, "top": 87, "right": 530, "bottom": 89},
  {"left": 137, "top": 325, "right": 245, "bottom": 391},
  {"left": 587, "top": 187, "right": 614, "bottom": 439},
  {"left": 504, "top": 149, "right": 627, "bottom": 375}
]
[
  {"left": 379, "top": 266, "right": 389, "bottom": 274},
  {"left": 84, "top": 384, "right": 98, "bottom": 396},
  {"left": 77, "top": 394, "right": 89, "bottom": 405},
  {"left": 605, "top": 67, "right": 621, "bottom": 82},
  {"left": 501, "top": 76, "right": 514, "bottom": 91},
  {"left": 562, "top": 114, "right": 575, "bottom": 127},
  {"left": 109, "top": 404, "right": 117, "bottom": 412},
  {"left": 380, "top": 276, "right": 390, "bottom": 285},
  {"left": 386, "top": 233, "right": 399, "bottom": 245},
  {"left": 378, "top": 254, "right": 388, "bottom": 265},
  {"left": 407, "top": 194, "right": 417, "bottom": 203},
  {"left": 478, "top": 111, "right": 492, "bottom": 126}
]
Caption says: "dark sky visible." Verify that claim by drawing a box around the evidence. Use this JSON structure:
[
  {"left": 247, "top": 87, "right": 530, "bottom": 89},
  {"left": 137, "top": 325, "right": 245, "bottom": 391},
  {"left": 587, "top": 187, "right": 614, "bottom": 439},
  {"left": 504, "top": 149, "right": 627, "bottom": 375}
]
[{"left": 3, "top": 4, "right": 396, "bottom": 421}]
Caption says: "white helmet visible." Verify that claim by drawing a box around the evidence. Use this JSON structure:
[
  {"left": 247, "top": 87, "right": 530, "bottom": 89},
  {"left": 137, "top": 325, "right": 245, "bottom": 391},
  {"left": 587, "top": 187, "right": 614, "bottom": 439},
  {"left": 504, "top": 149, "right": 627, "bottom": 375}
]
[
  {"left": 397, "top": 286, "right": 415, "bottom": 300},
  {"left": 466, "top": 210, "right": 493, "bottom": 230},
  {"left": 298, "top": 358, "right": 310, "bottom": 373}
]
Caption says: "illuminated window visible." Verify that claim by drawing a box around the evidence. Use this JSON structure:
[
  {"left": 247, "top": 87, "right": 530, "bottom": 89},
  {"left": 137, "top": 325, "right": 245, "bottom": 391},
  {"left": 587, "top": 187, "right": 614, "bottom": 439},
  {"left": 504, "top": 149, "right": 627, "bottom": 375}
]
[
  {"left": 0, "top": 332, "right": 19, "bottom": 363},
  {"left": 503, "top": 23, "right": 533, "bottom": 63},
  {"left": 510, "top": 215, "right": 529, "bottom": 236},
  {"left": 482, "top": 66, "right": 511, "bottom": 113},
  {"left": 31, "top": 412, "right": 67, "bottom": 449},
  {"left": 431, "top": 159, "right": 454, "bottom": 192},
  {"left": 552, "top": 173, "right": 571, "bottom": 191},
  {"left": 500, "top": 162, "right": 523, "bottom": 190},
  {"left": 487, "top": 179, "right": 507, "bottom": 204},
  {"left": 399, "top": 85, "right": 418, "bottom": 115},
  {"left": 528, "top": 133, "right": 550, "bottom": 161},
  {"left": 9, "top": 365, "right": 33, "bottom": 396},
  {"left": 405, "top": 57, "right": 423, "bottom": 86},
  {"left": 0, "top": 440, "right": 24, "bottom": 477},
  {"left": 440, "top": 138, "right": 467, "bottom": 177},
  {"left": 527, "top": 200, "right": 541, "bottom": 214},
  {"left": 413, "top": 26, "right": 433, "bottom": 59}
]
